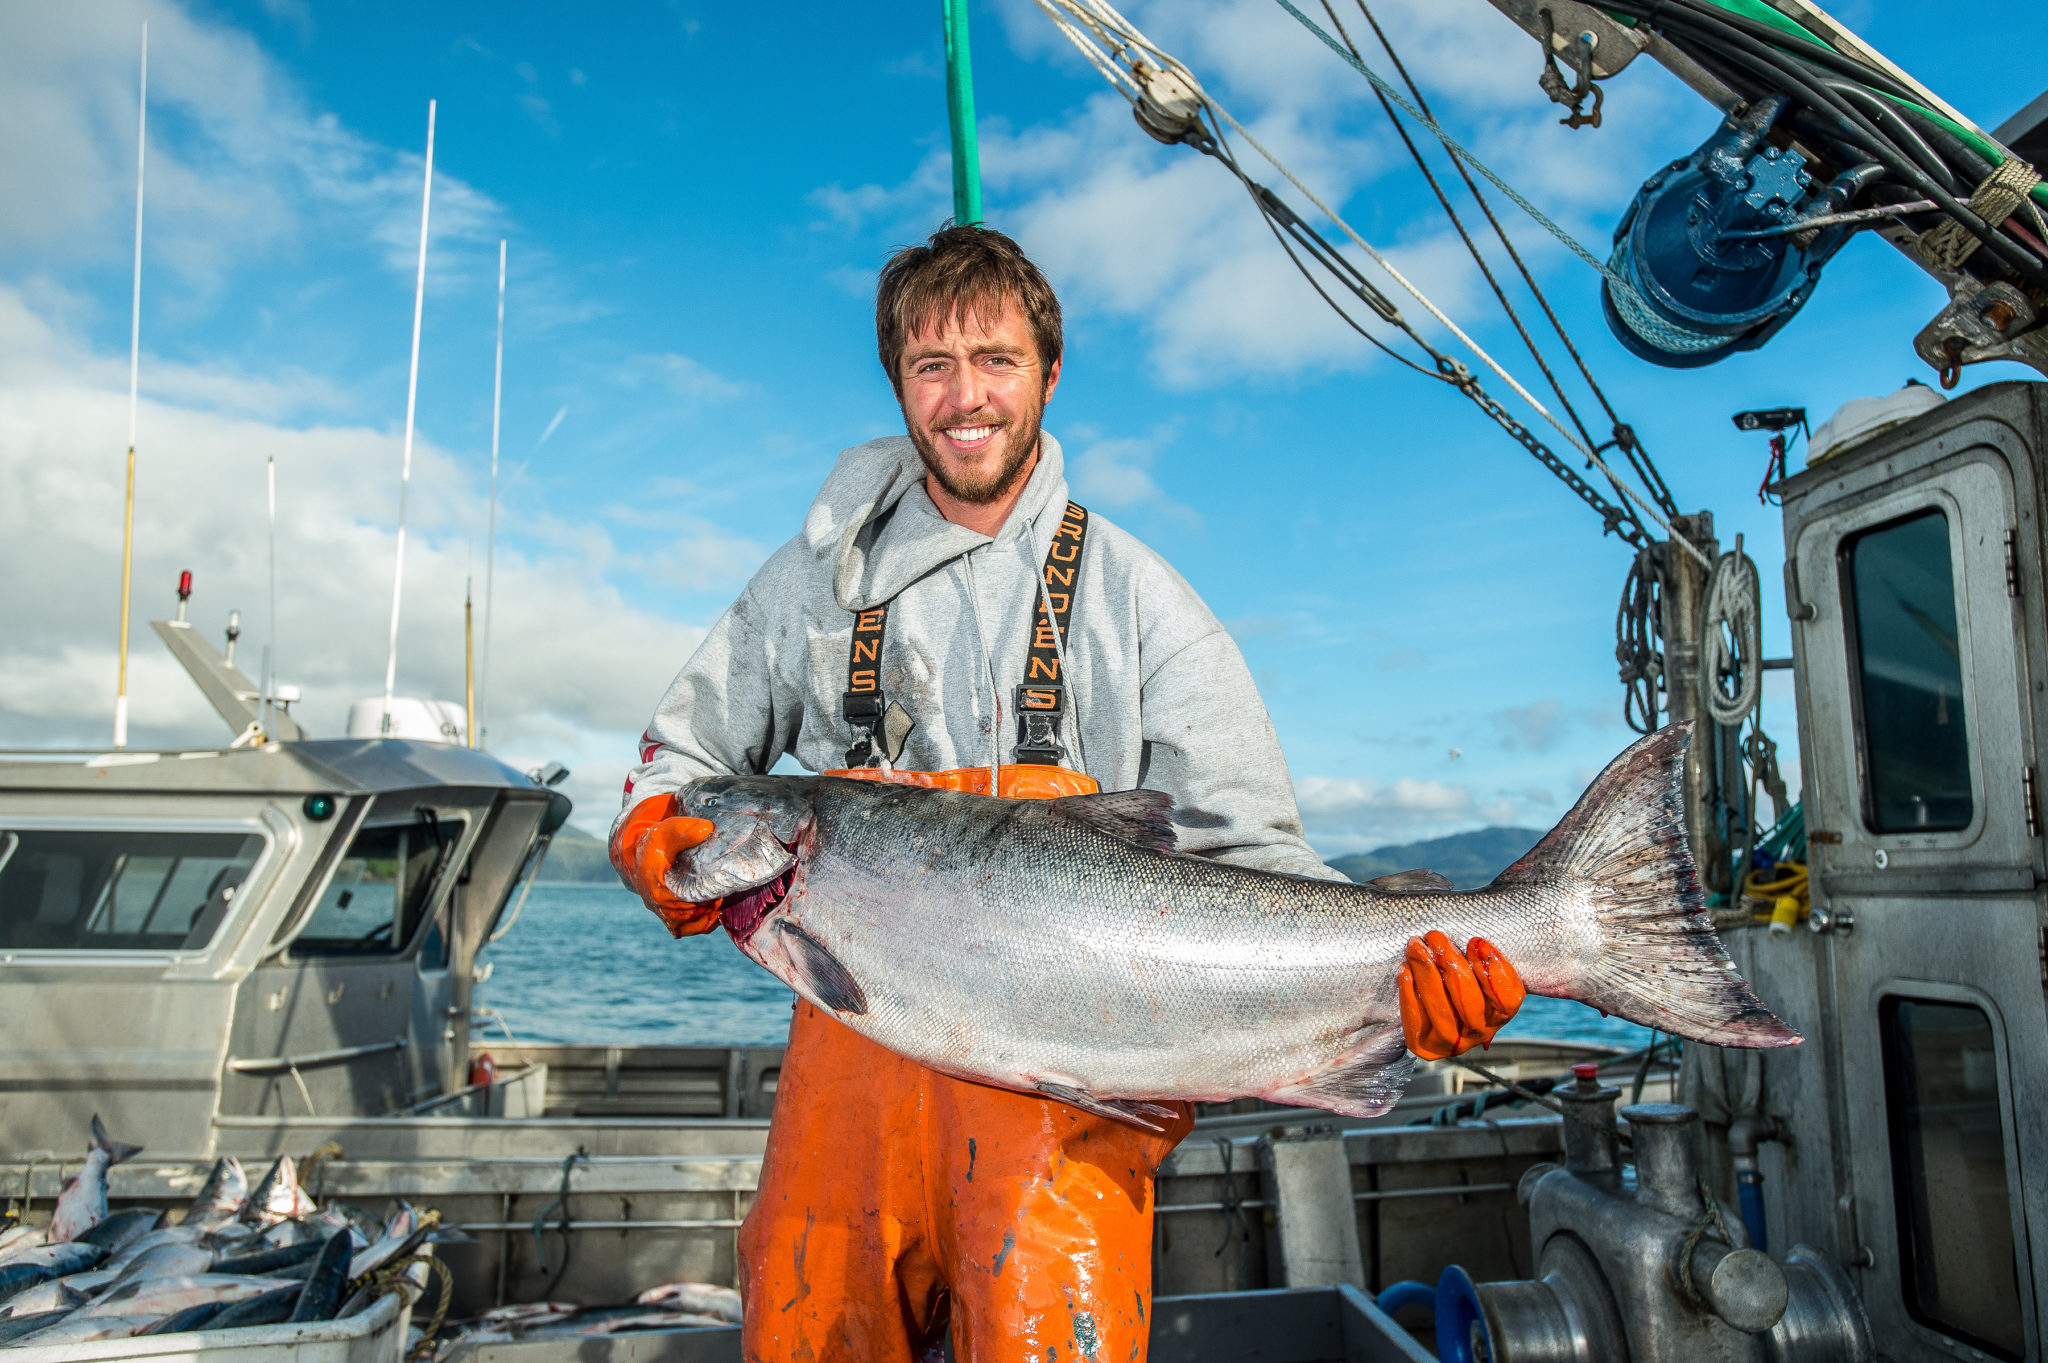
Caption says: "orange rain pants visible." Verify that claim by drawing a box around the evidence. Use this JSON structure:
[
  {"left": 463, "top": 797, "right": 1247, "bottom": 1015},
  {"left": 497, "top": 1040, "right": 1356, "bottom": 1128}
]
[{"left": 736, "top": 764, "right": 1197, "bottom": 1363}]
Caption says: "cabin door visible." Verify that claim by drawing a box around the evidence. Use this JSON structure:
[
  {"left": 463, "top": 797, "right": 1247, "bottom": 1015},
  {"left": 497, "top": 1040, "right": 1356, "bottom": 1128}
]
[{"left": 1791, "top": 446, "right": 2046, "bottom": 1362}]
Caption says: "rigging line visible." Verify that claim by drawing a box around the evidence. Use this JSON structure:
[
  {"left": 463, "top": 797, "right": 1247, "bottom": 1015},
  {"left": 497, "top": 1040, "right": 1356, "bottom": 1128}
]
[
  {"left": 1029, "top": 0, "right": 1138, "bottom": 97},
  {"left": 1198, "top": 87, "right": 1705, "bottom": 563},
  {"left": 1348, "top": 0, "right": 1678, "bottom": 519},
  {"left": 1031, "top": 0, "right": 1657, "bottom": 549},
  {"left": 1205, "top": 122, "right": 1647, "bottom": 543},
  {"left": 1269, "top": 0, "right": 1623, "bottom": 285},
  {"left": 1319, "top": 0, "right": 1602, "bottom": 459},
  {"left": 1240, "top": 165, "right": 1445, "bottom": 379}
]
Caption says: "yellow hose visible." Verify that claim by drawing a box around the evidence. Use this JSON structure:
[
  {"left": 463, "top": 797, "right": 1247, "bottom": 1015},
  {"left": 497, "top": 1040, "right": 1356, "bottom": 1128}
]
[{"left": 1745, "top": 861, "right": 1808, "bottom": 935}]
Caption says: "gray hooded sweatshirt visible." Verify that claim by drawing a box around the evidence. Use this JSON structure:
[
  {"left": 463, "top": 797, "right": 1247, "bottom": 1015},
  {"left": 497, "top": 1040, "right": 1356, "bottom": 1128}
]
[{"left": 621, "top": 432, "right": 1341, "bottom": 881}]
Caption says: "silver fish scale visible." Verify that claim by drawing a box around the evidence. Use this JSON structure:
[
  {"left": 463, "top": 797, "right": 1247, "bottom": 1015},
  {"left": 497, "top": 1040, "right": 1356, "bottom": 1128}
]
[
  {"left": 753, "top": 781, "right": 1586, "bottom": 1107},
  {"left": 690, "top": 726, "right": 1796, "bottom": 1119}
]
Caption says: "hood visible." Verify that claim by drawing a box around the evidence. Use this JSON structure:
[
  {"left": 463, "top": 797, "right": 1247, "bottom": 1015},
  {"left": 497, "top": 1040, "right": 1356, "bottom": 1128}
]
[{"left": 803, "top": 433, "right": 1070, "bottom": 611}]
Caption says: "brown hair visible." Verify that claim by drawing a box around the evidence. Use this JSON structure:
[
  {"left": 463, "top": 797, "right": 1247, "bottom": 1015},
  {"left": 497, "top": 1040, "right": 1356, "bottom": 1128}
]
[{"left": 875, "top": 225, "right": 1063, "bottom": 394}]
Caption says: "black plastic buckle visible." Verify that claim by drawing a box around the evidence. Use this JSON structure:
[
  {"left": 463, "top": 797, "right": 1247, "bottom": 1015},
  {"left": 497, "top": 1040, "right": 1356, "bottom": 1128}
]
[
  {"left": 843, "top": 691, "right": 885, "bottom": 768},
  {"left": 1014, "top": 684, "right": 1065, "bottom": 766}
]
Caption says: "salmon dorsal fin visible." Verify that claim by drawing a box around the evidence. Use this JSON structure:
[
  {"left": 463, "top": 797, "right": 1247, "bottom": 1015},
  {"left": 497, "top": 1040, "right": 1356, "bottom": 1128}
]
[
  {"left": 1365, "top": 868, "right": 1454, "bottom": 894},
  {"left": 1052, "top": 789, "right": 1177, "bottom": 852}
]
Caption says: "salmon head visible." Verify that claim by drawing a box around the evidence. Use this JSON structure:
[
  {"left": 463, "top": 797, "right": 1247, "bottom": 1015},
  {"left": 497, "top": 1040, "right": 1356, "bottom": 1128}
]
[{"left": 672, "top": 776, "right": 817, "bottom": 942}]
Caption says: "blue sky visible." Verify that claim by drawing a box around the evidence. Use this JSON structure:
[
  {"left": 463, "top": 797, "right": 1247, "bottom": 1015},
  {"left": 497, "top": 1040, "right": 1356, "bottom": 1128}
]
[{"left": 3, "top": 0, "right": 2043, "bottom": 848}]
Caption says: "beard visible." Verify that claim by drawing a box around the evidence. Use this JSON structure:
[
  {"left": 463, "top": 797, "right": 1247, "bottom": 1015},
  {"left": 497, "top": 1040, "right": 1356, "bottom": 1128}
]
[{"left": 905, "top": 404, "right": 1044, "bottom": 506}]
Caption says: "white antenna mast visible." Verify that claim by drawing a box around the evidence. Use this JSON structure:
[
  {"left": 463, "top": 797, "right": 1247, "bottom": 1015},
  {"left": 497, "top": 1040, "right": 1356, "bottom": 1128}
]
[
  {"left": 381, "top": 99, "right": 436, "bottom": 734},
  {"left": 262, "top": 454, "right": 277, "bottom": 731},
  {"left": 480, "top": 238, "right": 504, "bottom": 749},
  {"left": 113, "top": 23, "right": 147, "bottom": 750}
]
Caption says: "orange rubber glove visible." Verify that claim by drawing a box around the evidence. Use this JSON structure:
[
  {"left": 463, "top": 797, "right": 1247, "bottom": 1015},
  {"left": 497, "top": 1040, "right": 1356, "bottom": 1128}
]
[
  {"left": 1398, "top": 930, "right": 1526, "bottom": 1060},
  {"left": 612, "top": 793, "right": 723, "bottom": 938}
]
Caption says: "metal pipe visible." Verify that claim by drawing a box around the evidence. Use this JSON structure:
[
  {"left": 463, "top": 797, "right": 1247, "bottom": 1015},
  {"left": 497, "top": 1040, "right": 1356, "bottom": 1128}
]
[
  {"left": 1156, "top": 1180, "right": 1516, "bottom": 1215},
  {"left": 228, "top": 1038, "right": 406, "bottom": 1075},
  {"left": 1728, "top": 1113, "right": 1785, "bottom": 1251},
  {"left": 452, "top": 1219, "right": 743, "bottom": 1232}
]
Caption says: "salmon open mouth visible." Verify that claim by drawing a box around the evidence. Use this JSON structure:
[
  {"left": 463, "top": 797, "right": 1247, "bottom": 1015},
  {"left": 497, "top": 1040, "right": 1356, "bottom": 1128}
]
[{"left": 719, "top": 844, "right": 800, "bottom": 946}]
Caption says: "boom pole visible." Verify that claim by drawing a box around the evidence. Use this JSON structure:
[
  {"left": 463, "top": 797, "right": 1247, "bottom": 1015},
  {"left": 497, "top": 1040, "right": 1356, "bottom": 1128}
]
[{"left": 942, "top": 0, "right": 982, "bottom": 225}]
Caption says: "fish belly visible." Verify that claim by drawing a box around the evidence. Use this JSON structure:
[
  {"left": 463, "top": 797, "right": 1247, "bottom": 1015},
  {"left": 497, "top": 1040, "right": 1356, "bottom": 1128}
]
[{"left": 749, "top": 817, "right": 1505, "bottom": 1105}]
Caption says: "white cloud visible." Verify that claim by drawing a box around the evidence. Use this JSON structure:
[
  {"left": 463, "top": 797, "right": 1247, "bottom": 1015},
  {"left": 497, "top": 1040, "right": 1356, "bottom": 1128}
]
[
  {"left": 1065, "top": 426, "right": 1199, "bottom": 523},
  {"left": 1294, "top": 771, "right": 1474, "bottom": 850},
  {"left": 886, "top": 0, "right": 1701, "bottom": 382},
  {"left": 632, "top": 353, "right": 750, "bottom": 403},
  {"left": 0, "top": 2, "right": 505, "bottom": 296},
  {"left": 0, "top": 285, "right": 742, "bottom": 835}
]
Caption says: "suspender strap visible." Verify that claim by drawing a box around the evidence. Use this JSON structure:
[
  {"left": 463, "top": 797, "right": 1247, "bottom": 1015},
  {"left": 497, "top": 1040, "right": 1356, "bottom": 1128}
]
[
  {"left": 841, "top": 603, "right": 890, "bottom": 767},
  {"left": 1015, "top": 501, "right": 1088, "bottom": 766},
  {"left": 840, "top": 501, "right": 1090, "bottom": 770}
]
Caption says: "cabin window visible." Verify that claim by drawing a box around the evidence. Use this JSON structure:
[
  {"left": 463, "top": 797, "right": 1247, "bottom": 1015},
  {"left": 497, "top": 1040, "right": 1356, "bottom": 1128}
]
[
  {"left": 1880, "top": 996, "right": 2023, "bottom": 1359},
  {"left": 296, "top": 814, "right": 464, "bottom": 957},
  {"left": 1841, "top": 509, "right": 1973, "bottom": 832},
  {"left": 0, "top": 828, "right": 263, "bottom": 952}
]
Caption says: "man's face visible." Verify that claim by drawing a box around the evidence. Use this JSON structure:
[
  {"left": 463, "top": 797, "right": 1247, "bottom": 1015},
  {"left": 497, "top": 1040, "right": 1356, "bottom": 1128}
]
[{"left": 896, "top": 297, "right": 1061, "bottom": 506}]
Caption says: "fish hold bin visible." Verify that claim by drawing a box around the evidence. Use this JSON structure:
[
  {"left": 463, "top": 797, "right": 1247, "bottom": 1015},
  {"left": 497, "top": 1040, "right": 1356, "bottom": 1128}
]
[
  {"left": 1432, "top": 1087, "right": 1872, "bottom": 1362},
  {"left": 0, "top": 1261, "right": 427, "bottom": 1363}
]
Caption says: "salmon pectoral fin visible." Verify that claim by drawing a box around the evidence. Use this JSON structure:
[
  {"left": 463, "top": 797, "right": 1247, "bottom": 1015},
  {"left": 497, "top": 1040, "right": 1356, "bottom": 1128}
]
[
  {"left": 771, "top": 920, "right": 868, "bottom": 1016},
  {"left": 1050, "top": 789, "right": 1179, "bottom": 852},
  {"left": 1266, "top": 1027, "right": 1415, "bottom": 1119},
  {"left": 1032, "top": 1082, "right": 1182, "bottom": 1134}
]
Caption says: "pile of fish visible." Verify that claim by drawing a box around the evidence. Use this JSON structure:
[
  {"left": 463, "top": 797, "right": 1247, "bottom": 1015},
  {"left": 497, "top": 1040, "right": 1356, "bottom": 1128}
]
[
  {"left": 438, "top": 1282, "right": 743, "bottom": 1348},
  {"left": 0, "top": 1117, "right": 438, "bottom": 1349}
]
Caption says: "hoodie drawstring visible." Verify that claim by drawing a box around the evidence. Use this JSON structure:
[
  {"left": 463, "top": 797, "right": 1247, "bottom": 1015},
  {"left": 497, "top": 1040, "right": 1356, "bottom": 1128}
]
[{"left": 959, "top": 551, "right": 1003, "bottom": 792}]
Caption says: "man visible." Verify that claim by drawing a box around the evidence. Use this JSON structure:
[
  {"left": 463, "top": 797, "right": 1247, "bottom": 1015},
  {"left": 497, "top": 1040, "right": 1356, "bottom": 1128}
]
[{"left": 613, "top": 225, "right": 1522, "bottom": 1362}]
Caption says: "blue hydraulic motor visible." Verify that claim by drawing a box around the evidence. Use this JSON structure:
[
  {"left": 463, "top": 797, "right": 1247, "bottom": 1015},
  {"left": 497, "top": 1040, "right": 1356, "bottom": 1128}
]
[{"left": 1604, "top": 94, "right": 1883, "bottom": 367}]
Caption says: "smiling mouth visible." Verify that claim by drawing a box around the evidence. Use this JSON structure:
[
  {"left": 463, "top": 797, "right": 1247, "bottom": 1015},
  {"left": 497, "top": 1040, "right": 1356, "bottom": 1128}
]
[{"left": 940, "top": 423, "right": 1000, "bottom": 448}]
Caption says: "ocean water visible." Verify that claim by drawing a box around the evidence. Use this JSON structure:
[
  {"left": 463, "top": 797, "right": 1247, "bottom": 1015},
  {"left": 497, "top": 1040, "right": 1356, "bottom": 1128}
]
[{"left": 475, "top": 882, "right": 1652, "bottom": 1050}]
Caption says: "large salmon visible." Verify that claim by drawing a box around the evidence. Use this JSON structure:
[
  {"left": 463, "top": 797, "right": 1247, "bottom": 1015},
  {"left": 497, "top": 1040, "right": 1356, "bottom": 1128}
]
[{"left": 664, "top": 722, "right": 1796, "bottom": 1130}]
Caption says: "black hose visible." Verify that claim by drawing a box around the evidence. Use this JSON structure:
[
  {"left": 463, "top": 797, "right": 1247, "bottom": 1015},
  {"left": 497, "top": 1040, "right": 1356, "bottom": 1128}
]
[
  {"left": 1825, "top": 80, "right": 1960, "bottom": 195},
  {"left": 1597, "top": 0, "right": 2048, "bottom": 280},
  {"left": 1620, "top": 4, "right": 2048, "bottom": 285},
  {"left": 1646, "top": 0, "right": 1920, "bottom": 104}
]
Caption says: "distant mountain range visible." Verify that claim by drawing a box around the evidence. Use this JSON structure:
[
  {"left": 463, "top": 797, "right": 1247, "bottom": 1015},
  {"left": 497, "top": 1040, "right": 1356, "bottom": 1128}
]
[
  {"left": 1326, "top": 826, "right": 1545, "bottom": 890},
  {"left": 540, "top": 825, "right": 618, "bottom": 883},
  {"left": 540, "top": 819, "right": 1544, "bottom": 891}
]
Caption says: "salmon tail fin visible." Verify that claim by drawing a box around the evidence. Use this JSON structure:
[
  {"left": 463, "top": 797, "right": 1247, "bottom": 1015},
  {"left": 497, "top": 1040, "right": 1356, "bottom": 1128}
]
[
  {"left": 1494, "top": 722, "right": 1800, "bottom": 1049},
  {"left": 89, "top": 1114, "right": 144, "bottom": 1165}
]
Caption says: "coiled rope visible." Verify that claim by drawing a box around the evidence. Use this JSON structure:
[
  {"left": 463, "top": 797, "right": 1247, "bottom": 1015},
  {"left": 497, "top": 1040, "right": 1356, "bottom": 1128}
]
[
  {"left": 1676, "top": 1180, "right": 1735, "bottom": 1310},
  {"left": 1699, "top": 548, "right": 1762, "bottom": 726}
]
